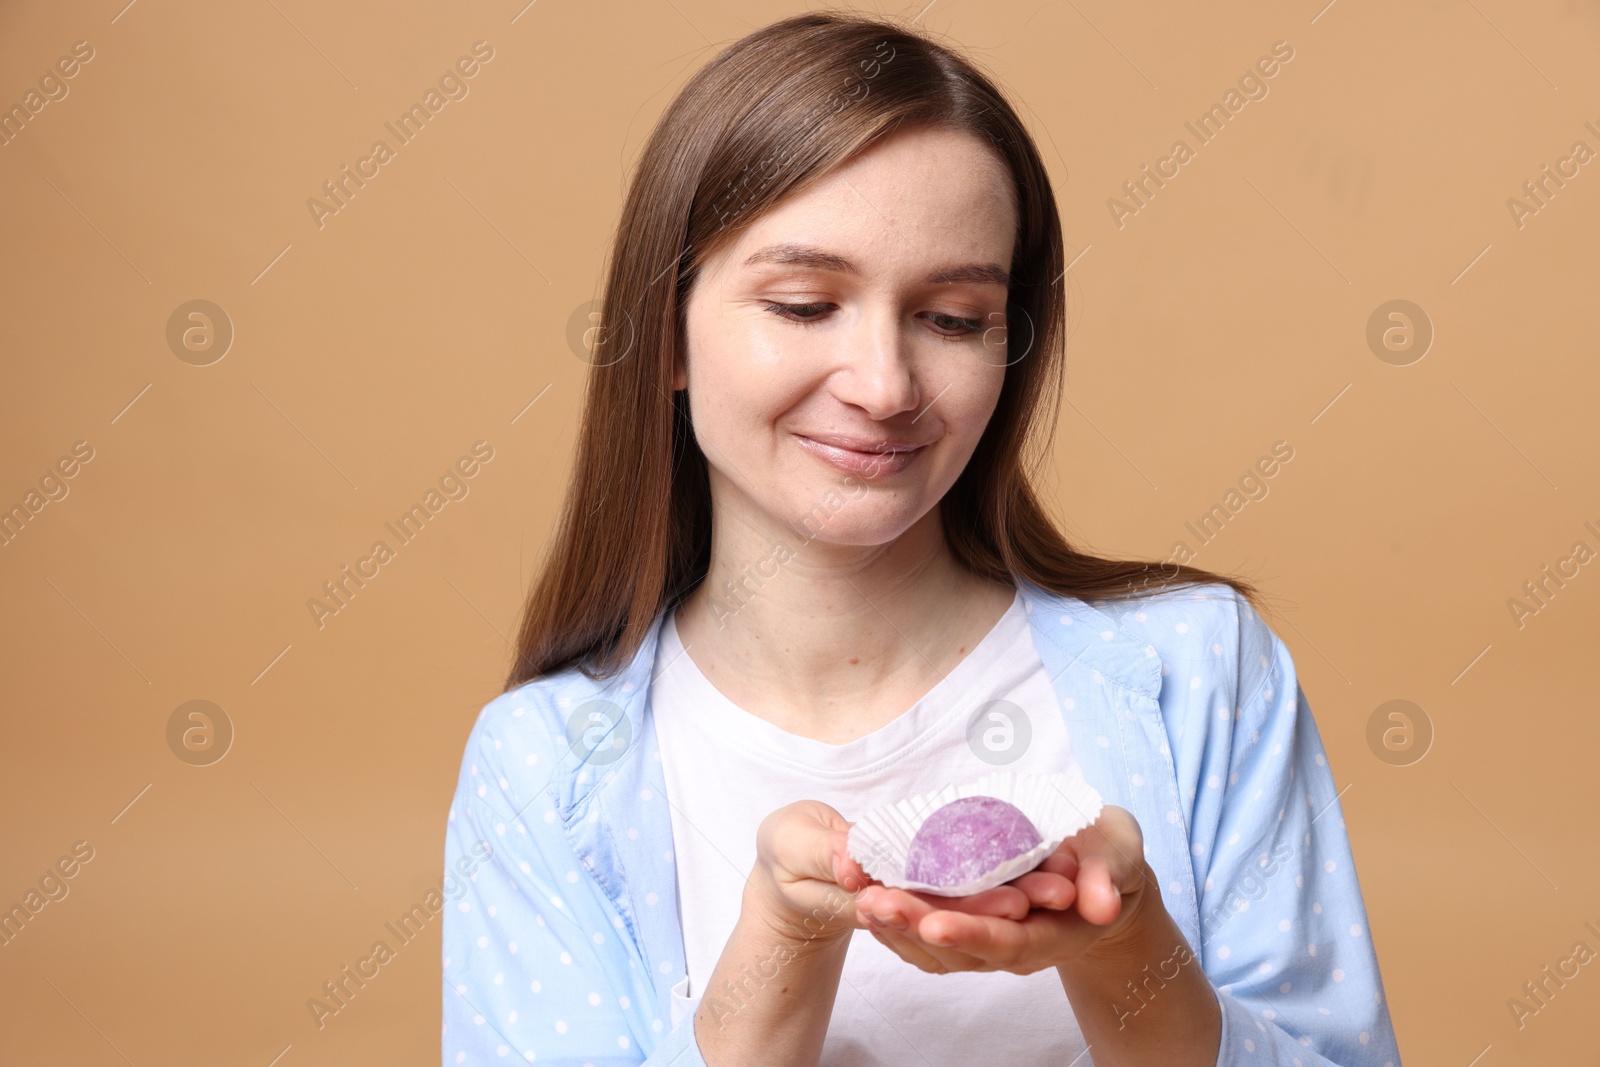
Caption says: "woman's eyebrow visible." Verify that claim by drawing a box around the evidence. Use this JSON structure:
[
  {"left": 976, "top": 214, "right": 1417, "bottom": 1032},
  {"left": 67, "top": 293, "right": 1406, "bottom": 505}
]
[{"left": 741, "top": 242, "right": 1011, "bottom": 287}]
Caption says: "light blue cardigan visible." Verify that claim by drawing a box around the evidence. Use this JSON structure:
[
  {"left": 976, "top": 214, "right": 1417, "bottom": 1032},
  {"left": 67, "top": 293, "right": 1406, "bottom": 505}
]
[{"left": 442, "top": 578, "right": 1401, "bottom": 1065}]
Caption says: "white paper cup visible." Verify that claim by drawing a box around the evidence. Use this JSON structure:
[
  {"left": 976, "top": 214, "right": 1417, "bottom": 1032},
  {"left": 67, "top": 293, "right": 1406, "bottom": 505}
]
[{"left": 846, "top": 768, "right": 1104, "bottom": 897}]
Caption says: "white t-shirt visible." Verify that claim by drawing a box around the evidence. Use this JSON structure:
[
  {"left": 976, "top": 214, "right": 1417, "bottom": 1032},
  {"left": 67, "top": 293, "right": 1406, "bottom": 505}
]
[{"left": 651, "top": 588, "right": 1091, "bottom": 1065}]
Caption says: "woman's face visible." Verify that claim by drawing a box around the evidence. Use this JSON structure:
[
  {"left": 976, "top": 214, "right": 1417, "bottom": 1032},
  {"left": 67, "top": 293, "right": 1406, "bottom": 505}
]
[{"left": 676, "top": 124, "right": 1019, "bottom": 548}]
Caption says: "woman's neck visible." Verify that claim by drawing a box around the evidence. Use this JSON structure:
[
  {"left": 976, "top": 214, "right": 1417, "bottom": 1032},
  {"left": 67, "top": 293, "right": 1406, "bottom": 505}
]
[{"left": 672, "top": 508, "right": 1018, "bottom": 744}]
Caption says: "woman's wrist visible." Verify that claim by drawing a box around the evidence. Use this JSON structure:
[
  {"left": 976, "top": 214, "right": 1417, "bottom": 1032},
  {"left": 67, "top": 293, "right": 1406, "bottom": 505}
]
[
  {"left": 1054, "top": 880, "right": 1222, "bottom": 1067},
  {"left": 742, "top": 867, "right": 859, "bottom": 950},
  {"left": 694, "top": 800, "right": 864, "bottom": 1065},
  {"left": 695, "top": 890, "right": 854, "bottom": 1067}
]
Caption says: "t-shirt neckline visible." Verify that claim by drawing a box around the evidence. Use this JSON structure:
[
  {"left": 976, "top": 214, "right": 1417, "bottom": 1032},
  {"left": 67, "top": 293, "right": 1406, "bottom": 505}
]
[{"left": 654, "top": 588, "right": 1028, "bottom": 775}]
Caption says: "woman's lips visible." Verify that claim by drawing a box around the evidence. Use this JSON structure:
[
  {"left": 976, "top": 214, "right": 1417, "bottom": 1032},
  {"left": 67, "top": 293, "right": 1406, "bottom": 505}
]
[{"left": 794, "top": 434, "right": 926, "bottom": 478}]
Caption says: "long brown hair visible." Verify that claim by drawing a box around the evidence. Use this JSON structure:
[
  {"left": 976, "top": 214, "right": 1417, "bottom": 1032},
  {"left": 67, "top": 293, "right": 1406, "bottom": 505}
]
[{"left": 506, "top": 11, "right": 1264, "bottom": 688}]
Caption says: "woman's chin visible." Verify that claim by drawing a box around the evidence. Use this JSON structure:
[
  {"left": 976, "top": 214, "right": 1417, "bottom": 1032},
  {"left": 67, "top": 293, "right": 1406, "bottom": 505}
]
[{"left": 777, "top": 503, "right": 927, "bottom": 549}]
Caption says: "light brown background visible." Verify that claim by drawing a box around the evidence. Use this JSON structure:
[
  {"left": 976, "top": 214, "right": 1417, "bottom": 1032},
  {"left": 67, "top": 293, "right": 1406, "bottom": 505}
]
[{"left": 2, "top": 0, "right": 1597, "bottom": 1063}]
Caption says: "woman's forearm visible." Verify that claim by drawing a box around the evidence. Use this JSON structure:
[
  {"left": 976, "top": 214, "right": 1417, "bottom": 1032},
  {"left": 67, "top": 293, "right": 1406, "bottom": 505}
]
[
  {"left": 694, "top": 888, "right": 854, "bottom": 1067},
  {"left": 1056, "top": 897, "right": 1222, "bottom": 1067}
]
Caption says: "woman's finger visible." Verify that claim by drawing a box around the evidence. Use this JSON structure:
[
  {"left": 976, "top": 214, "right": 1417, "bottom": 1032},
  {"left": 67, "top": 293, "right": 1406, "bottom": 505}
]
[
  {"left": 915, "top": 908, "right": 1024, "bottom": 956},
  {"left": 868, "top": 920, "right": 990, "bottom": 974},
  {"left": 865, "top": 922, "right": 952, "bottom": 973},
  {"left": 856, "top": 883, "right": 1029, "bottom": 925},
  {"left": 1035, "top": 847, "right": 1080, "bottom": 881},
  {"left": 751, "top": 801, "right": 879, "bottom": 941},
  {"left": 911, "top": 884, "right": 1030, "bottom": 920},
  {"left": 1068, "top": 806, "right": 1146, "bottom": 927},
  {"left": 762, "top": 801, "right": 849, "bottom": 883},
  {"left": 1072, "top": 854, "right": 1124, "bottom": 925},
  {"left": 831, "top": 847, "right": 873, "bottom": 895},
  {"left": 913, "top": 904, "right": 1103, "bottom": 970},
  {"left": 1008, "top": 869, "right": 1075, "bottom": 910},
  {"left": 921, "top": 883, "right": 1030, "bottom": 921}
]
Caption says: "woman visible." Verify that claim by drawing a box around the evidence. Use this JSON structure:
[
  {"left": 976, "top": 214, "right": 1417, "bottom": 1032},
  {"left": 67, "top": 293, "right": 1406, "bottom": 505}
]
[{"left": 443, "top": 12, "right": 1400, "bottom": 1066}]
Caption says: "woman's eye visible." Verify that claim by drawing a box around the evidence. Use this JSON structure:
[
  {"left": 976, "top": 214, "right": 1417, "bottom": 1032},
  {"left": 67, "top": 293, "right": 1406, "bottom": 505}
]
[
  {"left": 927, "top": 312, "right": 984, "bottom": 336},
  {"left": 762, "top": 303, "right": 986, "bottom": 337},
  {"left": 763, "top": 301, "right": 833, "bottom": 325}
]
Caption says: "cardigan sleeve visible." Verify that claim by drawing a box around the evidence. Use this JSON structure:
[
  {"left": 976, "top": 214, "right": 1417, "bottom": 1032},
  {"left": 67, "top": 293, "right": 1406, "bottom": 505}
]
[
  {"left": 441, "top": 695, "right": 710, "bottom": 1066},
  {"left": 1189, "top": 598, "right": 1403, "bottom": 1066}
]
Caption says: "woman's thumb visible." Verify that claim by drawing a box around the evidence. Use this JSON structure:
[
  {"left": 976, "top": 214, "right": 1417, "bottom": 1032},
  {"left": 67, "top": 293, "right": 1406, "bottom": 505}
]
[{"left": 831, "top": 838, "right": 870, "bottom": 893}]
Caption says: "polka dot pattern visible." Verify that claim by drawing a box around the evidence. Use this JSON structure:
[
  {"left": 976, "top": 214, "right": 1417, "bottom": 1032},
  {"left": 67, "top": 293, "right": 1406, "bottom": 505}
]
[
  {"left": 442, "top": 685, "right": 678, "bottom": 1065},
  {"left": 439, "top": 580, "right": 1399, "bottom": 1066},
  {"left": 1110, "top": 583, "right": 1402, "bottom": 1065}
]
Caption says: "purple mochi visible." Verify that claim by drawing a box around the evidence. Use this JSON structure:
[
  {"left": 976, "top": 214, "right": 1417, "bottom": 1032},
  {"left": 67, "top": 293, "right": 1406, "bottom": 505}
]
[{"left": 903, "top": 795, "right": 1043, "bottom": 888}]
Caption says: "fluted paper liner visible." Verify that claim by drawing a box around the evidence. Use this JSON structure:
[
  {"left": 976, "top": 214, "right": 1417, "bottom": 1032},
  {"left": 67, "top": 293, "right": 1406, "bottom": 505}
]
[{"left": 846, "top": 768, "right": 1104, "bottom": 897}]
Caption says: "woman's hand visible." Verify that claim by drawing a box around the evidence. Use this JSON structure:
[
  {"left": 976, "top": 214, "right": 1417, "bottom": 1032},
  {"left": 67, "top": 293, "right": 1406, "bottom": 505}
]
[
  {"left": 853, "top": 805, "right": 1159, "bottom": 975},
  {"left": 742, "top": 800, "right": 867, "bottom": 949},
  {"left": 699, "top": 802, "right": 1051, "bottom": 1067},
  {"left": 743, "top": 800, "right": 1039, "bottom": 950}
]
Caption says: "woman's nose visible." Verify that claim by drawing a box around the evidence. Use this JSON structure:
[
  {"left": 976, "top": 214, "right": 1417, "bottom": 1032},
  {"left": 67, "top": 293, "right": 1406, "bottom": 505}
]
[{"left": 829, "top": 311, "right": 920, "bottom": 421}]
